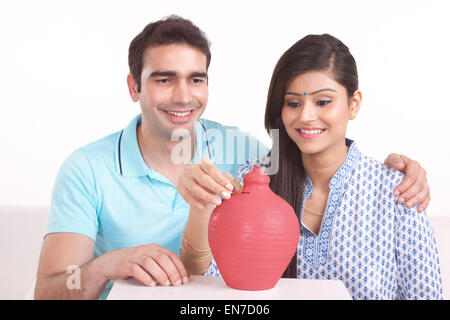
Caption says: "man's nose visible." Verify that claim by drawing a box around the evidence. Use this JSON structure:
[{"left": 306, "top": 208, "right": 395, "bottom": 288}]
[{"left": 172, "top": 80, "right": 191, "bottom": 105}]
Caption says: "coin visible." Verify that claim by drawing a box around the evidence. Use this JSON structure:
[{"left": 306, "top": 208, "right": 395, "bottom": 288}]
[{"left": 231, "top": 179, "right": 243, "bottom": 194}]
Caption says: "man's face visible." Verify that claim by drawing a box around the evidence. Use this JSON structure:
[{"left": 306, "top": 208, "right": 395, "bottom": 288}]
[{"left": 137, "top": 43, "right": 208, "bottom": 140}]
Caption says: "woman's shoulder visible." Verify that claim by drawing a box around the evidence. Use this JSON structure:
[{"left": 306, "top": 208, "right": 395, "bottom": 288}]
[{"left": 356, "top": 154, "right": 404, "bottom": 187}]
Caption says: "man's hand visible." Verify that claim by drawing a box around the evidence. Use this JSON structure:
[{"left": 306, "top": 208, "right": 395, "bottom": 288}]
[
  {"left": 99, "top": 244, "right": 190, "bottom": 287},
  {"left": 177, "top": 157, "right": 234, "bottom": 210},
  {"left": 384, "top": 153, "right": 430, "bottom": 213}
]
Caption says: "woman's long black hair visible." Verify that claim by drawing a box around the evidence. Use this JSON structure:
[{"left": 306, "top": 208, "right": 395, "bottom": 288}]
[{"left": 264, "top": 34, "right": 359, "bottom": 278}]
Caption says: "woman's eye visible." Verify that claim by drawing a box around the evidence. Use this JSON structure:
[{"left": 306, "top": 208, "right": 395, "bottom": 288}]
[
  {"left": 286, "top": 101, "right": 301, "bottom": 108},
  {"left": 317, "top": 99, "right": 331, "bottom": 106}
]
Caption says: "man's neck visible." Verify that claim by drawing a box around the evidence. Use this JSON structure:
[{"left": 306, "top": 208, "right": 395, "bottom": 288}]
[
  {"left": 301, "top": 139, "right": 349, "bottom": 190},
  {"left": 136, "top": 120, "right": 195, "bottom": 185}
]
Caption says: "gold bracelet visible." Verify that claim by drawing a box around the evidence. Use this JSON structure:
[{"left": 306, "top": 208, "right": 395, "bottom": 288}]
[{"left": 181, "top": 232, "right": 211, "bottom": 253}]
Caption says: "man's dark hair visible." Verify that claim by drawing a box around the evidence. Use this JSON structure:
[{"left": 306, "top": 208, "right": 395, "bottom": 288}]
[{"left": 128, "top": 15, "right": 211, "bottom": 92}]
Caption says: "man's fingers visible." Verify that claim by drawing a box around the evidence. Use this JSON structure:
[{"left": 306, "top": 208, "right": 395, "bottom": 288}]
[
  {"left": 223, "top": 172, "right": 233, "bottom": 181},
  {"left": 153, "top": 253, "right": 185, "bottom": 286},
  {"left": 189, "top": 183, "right": 223, "bottom": 206},
  {"left": 192, "top": 167, "right": 232, "bottom": 201},
  {"left": 384, "top": 153, "right": 405, "bottom": 171},
  {"left": 198, "top": 158, "right": 233, "bottom": 191},
  {"left": 397, "top": 167, "right": 425, "bottom": 202},
  {"left": 418, "top": 195, "right": 431, "bottom": 213},
  {"left": 402, "top": 188, "right": 428, "bottom": 209},
  {"left": 128, "top": 263, "right": 156, "bottom": 287},
  {"left": 394, "top": 161, "right": 420, "bottom": 196},
  {"left": 163, "top": 249, "right": 190, "bottom": 285},
  {"left": 181, "top": 187, "right": 206, "bottom": 210},
  {"left": 133, "top": 256, "right": 170, "bottom": 286}
]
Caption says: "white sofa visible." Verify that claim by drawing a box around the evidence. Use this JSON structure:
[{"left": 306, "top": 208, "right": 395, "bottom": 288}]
[{"left": 0, "top": 205, "right": 449, "bottom": 300}]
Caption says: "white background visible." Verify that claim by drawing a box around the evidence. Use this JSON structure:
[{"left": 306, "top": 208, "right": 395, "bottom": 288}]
[{"left": 1, "top": 0, "right": 449, "bottom": 216}]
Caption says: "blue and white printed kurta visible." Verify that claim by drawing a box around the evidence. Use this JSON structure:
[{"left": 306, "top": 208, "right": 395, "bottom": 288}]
[{"left": 205, "top": 139, "right": 443, "bottom": 300}]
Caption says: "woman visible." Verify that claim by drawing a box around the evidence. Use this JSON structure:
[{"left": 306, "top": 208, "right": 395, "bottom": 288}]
[{"left": 179, "top": 34, "right": 442, "bottom": 299}]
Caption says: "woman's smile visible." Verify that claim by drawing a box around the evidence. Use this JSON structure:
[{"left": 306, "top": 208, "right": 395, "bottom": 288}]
[{"left": 296, "top": 127, "right": 326, "bottom": 139}]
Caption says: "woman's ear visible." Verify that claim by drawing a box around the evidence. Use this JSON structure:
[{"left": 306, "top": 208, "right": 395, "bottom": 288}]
[{"left": 349, "top": 90, "right": 362, "bottom": 120}]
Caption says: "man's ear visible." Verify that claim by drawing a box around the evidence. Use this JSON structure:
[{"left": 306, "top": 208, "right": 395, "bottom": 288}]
[
  {"left": 127, "top": 73, "right": 139, "bottom": 102},
  {"left": 349, "top": 89, "right": 362, "bottom": 119}
]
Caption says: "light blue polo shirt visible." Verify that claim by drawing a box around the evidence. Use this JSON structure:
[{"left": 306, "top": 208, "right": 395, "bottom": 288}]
[{"left": 45, "top": 113, "right": 268, "bottom": 298}]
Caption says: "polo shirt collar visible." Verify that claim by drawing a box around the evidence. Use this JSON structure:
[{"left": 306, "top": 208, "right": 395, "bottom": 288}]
[{"left": 115, "top": 113, "right": 207, "bottom": 179}]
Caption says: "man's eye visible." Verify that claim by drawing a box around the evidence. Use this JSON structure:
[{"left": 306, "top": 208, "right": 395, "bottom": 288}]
[
  {"left": 317, "top": 100, "right": 331, "bottom": 106},
  {"left": 192, "top": 78, "right": 204, "bottom": 84},
  {"left": 286, "top": 101, "right": 301, "bottom": 108},
  {"left": 156, "top": 79, "right": 170, "bottom": 84}
]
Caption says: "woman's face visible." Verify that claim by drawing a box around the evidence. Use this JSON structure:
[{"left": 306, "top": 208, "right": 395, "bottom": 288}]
[{"left": 281, "top": 70, "right": 361, "bottom": 156}]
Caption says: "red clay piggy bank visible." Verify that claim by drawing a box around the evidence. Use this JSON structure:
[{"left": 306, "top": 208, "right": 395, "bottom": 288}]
[{"left": 208, "top": 167, "right": 300, "bottom": 290}]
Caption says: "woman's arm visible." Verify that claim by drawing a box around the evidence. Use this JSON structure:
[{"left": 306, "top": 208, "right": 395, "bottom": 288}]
[
  {"left": 180, "top": 205, "right": 214, "bottom": 275},
  {"left": 395, "top": 204, "right": 443, "bottom": 299}
]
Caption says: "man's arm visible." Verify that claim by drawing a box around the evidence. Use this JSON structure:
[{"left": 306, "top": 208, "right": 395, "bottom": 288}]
[
  {"left": 384, "top": 153, "right": 430, "bottom": 213},
  {"left": 35, "top": 233, "right": 191, "bottom": 300},
  {"left": 35, "top": 233, "right": 107, "bottom": 299}
]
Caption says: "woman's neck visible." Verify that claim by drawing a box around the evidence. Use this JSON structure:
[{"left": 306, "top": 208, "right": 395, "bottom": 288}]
[{"left": 301, "top": 138, "right": 349, "bottom": 190}]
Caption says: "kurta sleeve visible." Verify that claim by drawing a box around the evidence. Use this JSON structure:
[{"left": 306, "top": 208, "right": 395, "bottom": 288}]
[{"left": 394, "top": 203, "right": 443, "bottom": 299}]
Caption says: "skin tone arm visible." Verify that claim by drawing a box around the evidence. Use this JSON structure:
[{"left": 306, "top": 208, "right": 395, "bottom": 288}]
[
  {"left": 180, "top": 204, "right": 215, "bottom": 275},
  {"left": 177, "top": 158, "right": 234, "bottom": 275},
  {"left": 35, "top": 233, "right": 190, "bottom": 299}
]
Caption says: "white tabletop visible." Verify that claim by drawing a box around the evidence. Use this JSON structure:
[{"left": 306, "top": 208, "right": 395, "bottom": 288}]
[{"left": 108, "top": 275, "right": 351, "bottom": 300}]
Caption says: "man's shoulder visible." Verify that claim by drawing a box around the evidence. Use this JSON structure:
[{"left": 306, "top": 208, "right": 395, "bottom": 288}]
[
  {"left": 59, "top": 130, "right": 122, "bottom": 177},
  {"left": 75, "top": 131, "right": 120, "bottom": 158}
]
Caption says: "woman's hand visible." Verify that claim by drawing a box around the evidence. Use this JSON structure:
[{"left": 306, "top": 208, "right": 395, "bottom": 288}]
[
  {"left": 177, "top": 157, "right": 234, "bottom": 210},
  {"left": 384, "top": 153, "right": 430, "bottom": 213}
]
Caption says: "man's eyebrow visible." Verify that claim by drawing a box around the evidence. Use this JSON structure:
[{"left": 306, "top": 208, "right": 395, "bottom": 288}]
[
  {"left": 149, "top": 71, "right": 208, "bottom": 78},
  {"left": 149, "top": 71, "right": 177, "bottom": 77},
  {"left": 285, "top": 88, "right": 337, "bottom": 96},
  {"left": 191, "top": 72, "right": 207, "bottom": 78}
]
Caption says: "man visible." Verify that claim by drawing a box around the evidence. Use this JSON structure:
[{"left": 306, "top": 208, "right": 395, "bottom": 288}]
[{"left": 35, "top": 15, "right": 430, "bottom": 299}]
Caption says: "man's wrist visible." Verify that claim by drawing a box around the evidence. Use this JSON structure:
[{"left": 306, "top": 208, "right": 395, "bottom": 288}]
[{"left": 88, "top": 251, "right": 112, "bottom": 283}]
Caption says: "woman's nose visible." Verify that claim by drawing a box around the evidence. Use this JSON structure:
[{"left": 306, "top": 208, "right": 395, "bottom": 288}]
[{"left": 299, "top": 101, "right": 316, "bottom": 122}]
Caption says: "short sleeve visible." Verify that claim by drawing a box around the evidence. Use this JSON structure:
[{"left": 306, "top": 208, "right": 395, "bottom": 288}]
[
  {"left": 45, "top": 150, "right": 99, "bottom": 241},
  {"left": 395, "top": 203, "right": 443, "bottom": 299}
]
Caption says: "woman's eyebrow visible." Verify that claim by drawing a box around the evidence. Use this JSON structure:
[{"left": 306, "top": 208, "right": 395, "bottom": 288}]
[
  {"left": 285, "top": 88, "right": 337, "bottom": 96},
  {"left": 309, "top": 88, "right": 337, "bottom": 95}
]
